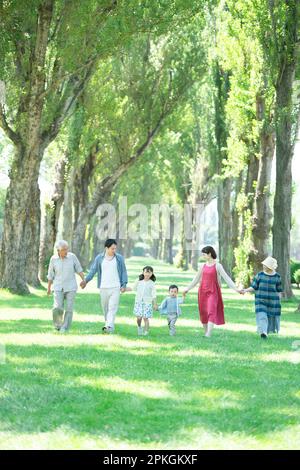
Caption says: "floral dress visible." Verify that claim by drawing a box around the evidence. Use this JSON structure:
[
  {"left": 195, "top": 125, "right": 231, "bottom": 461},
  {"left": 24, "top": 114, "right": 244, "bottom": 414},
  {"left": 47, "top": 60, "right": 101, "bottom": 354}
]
[{"left": 133, "top": 279, "right": 156, "bottom": 318}]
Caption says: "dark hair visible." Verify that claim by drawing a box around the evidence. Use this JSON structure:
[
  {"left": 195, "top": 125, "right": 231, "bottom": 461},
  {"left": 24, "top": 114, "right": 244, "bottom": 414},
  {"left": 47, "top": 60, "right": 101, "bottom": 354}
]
[
  {"left": 105, "top": 239, "right": 117, "bottom": 248},
  {"left": 201, "top": 245, "right": 217, "bottom": 259},
  {"left": 139, "top": 266, "right": 156, "bottom": 282},
  {"left": 169, "top": 284, "right": 178, "bottom": 291}
]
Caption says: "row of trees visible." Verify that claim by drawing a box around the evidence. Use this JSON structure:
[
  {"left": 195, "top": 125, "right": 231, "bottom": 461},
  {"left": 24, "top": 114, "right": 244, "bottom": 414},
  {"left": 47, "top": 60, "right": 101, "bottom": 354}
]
[{"left": 0, "top": 0, "right": 299, "bottom": 299}]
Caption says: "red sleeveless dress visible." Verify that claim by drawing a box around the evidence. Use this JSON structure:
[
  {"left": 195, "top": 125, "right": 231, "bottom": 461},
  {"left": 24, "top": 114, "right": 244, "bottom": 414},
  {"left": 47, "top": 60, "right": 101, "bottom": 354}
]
[{"left": 198, "top": 263, "right": 225, "bottom": 325}]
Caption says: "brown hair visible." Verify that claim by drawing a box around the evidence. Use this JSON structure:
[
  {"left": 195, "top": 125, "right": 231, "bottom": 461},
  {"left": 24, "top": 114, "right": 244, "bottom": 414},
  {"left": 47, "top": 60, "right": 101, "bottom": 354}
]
[
  {"left": 139, "top": 266, "right": 156, "bottom": 282},
  {"left": 201, "top": 246, "right": 217, "bottom": 259}
]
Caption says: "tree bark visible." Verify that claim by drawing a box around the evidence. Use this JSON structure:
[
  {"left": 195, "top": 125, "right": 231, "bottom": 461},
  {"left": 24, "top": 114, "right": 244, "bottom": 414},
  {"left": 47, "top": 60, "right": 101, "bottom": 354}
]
[
  {"left": 250, "top": 94, "right": 275, "bottom": 273},
  {"left": 39, "top": 158, "right": 66, "bottom": 281},
  {"left": 62, "top": 169, "right": 75, "bottom": 244},
  {"left": 217, "top": 177, "right": 233, "bottom": 276},
  {"left": 213, "top": 63, "right": 232, "bottom": 274},
  {"left": 163, "top": 211, "right": 174, "bottom": 264},
  {"left": 0, "top": 2, "right": 98, "bottom": 293},
  {"left": 71, "top": 143, "right": 98, "bottom": 263},
  {"left": 151, "top": 239, "right": 160, "bottom": 259},
  {"left": 0, "top": 0, "right": 54, "bottom": 293},
  {"left": 272, "top": 62, "right": 295, "bottom": 298},
  {"left": 231, "top": 173, "right": 244, "bottom": 267},
  {"left": 271, "top": 1, "right": 299, "bottom": 299}
]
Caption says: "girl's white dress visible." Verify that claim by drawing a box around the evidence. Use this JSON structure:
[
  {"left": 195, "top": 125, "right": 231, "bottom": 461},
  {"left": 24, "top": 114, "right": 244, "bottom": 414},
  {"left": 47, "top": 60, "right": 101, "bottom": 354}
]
[{"left": 133, "top": 279, "right": 157, "bottom": 318}]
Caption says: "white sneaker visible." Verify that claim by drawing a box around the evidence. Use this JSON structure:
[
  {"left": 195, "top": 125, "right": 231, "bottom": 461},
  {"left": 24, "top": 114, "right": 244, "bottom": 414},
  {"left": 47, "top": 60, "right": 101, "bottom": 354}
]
[
  {"left": 59, "top": 328, "right": 66, "bottom": 333},
  {"left": 143, "top": 330, "right": 149, "bottom": 336},
  {"left": 137, "top": 327, "right": 143, "bottom": 336}
]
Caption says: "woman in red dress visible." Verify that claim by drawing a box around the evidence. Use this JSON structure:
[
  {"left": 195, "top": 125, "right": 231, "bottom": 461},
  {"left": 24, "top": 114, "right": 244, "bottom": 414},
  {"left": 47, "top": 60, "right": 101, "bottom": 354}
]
[{"left": 183, "top": 246, "right": 242, "bottom": 337}]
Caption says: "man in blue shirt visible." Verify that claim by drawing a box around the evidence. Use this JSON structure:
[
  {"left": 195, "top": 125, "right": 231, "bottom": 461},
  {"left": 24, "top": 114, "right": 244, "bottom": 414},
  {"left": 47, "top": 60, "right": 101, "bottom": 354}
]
[{"left": 80, "top": 239, "right": 128, "bottom": 333}]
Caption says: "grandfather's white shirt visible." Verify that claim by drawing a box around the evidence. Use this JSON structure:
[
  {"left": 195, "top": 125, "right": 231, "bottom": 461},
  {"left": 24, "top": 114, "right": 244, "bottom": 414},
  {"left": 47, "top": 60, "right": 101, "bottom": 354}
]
[
  {"left": 100, "top": 256, "right": 120, "bottom": 288},
  {"left": 47, "top": 252, "right": 83, "bottom": 292}
]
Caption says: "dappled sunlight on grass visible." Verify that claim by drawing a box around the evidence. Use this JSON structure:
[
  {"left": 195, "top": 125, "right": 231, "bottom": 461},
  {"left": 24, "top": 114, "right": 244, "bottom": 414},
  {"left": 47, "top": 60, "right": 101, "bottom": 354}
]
[
  {"left": 256, "top": 351, "right": 300, "bottom": 364},
  {"left": 78, "top": 376, "right": 175, "bottom": 399},
  {"left": 0, "top": 256, "right": 300, "bottom": 449}
]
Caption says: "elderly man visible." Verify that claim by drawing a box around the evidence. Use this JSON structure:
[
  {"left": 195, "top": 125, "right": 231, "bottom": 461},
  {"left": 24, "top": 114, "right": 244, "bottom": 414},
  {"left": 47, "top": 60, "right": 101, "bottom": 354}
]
[
  {"left": 80, "top": 238, "right": 128, "bottom": 333},
  {"left": 47, "top": 240, "right": 85, "bottom": 333}
]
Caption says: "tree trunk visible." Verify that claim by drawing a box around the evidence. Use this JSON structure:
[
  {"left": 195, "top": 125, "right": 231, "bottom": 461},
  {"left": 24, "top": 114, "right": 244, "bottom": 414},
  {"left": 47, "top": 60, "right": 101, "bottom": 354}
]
[
  {"left": 25, "top": 178, "right": 42, "bottom": 287},
  {"left": 71, "top": 144, "right": 98, "bottom": 261},
  {"left": 92, "top": 219, "right": 104, "bottom": 261},
  {"left": 39, "top": 158, "right": 66, "bottom": 281},
  {"left": 0, "top": 154, "right": 42, "bottom": 293},
  {"left": 151, "top": 239, "right": 160, "bottom": 259},
  {"left": 158, "top": 232, "right": 164, "bottom": 260},
  {"left": 273, "top": 64, "right": 295, "bottom": 298},
  {"left": 217, "top": 177, "right": 233, "bottom": 276},
  {"left": 250, "top": 95, "right": 275, "bottom": 274},
  {"left": 0, "top": 0, "right": 54, "bottom": 293},
  {"left": 123, "top": 238, "right": 133, "bottom": 258},
  {"left": 271, "top": 0, "right": 299, "bottom": 298},
  {"left": 213, "top": 62, "right": 231, "bottom": 272},
  {"left": 164, "top": 211, "right": 174, "bottom": 264},
  {"left": 231, "top": 174, "right": 244, "bottom": 268},
  {"left": 62, "top": 169, "right": 74, "bottom": 244}
]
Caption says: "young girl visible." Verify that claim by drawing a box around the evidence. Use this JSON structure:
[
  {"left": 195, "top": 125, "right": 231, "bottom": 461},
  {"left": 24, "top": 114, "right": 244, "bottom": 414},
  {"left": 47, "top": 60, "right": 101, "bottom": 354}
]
[
  {"left": 183, "top": 246, "right": 243, "bottom": 337},
  {"left": 242, "top": 256, "right": 282, "bottom": 339},
  {"left": 130, "top": 266, "right": 158, "bottom": 336}
]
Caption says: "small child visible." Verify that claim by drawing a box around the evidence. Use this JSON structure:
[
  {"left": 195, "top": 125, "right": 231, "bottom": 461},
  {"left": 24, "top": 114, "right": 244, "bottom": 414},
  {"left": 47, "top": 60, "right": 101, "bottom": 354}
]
[
  {"left": 159, "top": 285, "right": 185, "bottom": 336},
  {"left": 129, "top": 266, "right": 158, "bottom": 336},
  {"left": 242, "top": 256, "right": 282, "bottom": 339}
]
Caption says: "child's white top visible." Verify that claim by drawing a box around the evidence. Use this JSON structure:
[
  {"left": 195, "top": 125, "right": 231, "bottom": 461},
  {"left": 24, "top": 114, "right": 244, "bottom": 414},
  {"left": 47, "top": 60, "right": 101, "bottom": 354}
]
[{"left": 133, "top": 279, "right": 157, "bottom": 303}]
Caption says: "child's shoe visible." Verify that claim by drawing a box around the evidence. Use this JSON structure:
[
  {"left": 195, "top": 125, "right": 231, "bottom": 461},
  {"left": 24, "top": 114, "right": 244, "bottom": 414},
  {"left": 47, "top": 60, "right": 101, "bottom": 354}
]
[
  {"left": 143, "top": 330, "right": 149, "bottom": 336},
  {"left": 261, "top": 333, "right": 268, "bottom": 339},
  {"left": 137, "top": 327, "right": 143, "bottom": 336},
  {"left": 102, "top": 326, "right": 114, "bottom": 334}
]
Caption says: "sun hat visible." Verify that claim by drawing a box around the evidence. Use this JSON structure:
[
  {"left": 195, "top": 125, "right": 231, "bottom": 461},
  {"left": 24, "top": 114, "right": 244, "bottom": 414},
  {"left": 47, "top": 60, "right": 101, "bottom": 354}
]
[{"left": 261, "top": 256, "right": 278, "bottom": 271}]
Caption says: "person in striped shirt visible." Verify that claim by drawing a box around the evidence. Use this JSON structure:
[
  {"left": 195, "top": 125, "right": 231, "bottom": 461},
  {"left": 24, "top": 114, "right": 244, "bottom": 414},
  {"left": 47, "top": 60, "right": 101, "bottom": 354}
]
[{"left": 242, "top": 256, "right": 282, "bottom": 339}]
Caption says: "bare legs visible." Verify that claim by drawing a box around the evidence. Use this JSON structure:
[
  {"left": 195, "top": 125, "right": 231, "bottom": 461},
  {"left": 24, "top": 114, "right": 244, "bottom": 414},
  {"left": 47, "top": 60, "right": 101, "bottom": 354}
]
[
  {"left": 202, "top": 321, "right": 215, "bottom": 337},
  {"left": 136, "top": 316, "right": 150, "bottom": 335}
]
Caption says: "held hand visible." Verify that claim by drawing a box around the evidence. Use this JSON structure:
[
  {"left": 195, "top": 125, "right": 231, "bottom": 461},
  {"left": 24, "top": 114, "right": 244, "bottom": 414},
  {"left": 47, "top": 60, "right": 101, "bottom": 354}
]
[
  {"left": 237, "top": 289, "right": 245, "bottom": 295},
  {"left": 120, "top": 287, "right": 126, "bottom": 293},
  {"left": 80, "top": 280, "right": 87, "bottom": 289},
  {"left": 47, "top": 289, "right": 52, "bottom": 296},
  {"left": 182, "top": 290, "right": 188, "bottom": 297}
]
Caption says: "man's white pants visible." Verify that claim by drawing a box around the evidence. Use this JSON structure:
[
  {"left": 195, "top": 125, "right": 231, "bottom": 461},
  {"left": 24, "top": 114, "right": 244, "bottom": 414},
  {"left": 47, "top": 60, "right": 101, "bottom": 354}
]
[
  {"left": 53, "top": 290, "right": 76, "bottom": 330},
  {"left": 99, "top": 287, "right": 120, "bottom": 331}
]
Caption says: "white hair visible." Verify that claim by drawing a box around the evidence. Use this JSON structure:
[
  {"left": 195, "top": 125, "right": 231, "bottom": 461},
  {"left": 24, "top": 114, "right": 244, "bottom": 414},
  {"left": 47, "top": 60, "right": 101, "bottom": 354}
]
[{"left": 56, "top": 240, "right": 69, "bottom": 250}]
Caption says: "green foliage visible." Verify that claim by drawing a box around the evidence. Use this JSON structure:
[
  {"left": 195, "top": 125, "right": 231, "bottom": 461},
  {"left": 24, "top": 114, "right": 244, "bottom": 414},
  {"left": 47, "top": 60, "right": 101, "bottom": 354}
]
[
  {"left": 233, "top": 196, "right": 254, "bottom": 286},
  {"left": 290, "top": 259, "right": 300, "bottom": 284},
  {"left": 293, "top": 269, "right": 300, "bottom": 288},
  {"left": 0, "top": 0, "right": 212, "bottom": 144}
]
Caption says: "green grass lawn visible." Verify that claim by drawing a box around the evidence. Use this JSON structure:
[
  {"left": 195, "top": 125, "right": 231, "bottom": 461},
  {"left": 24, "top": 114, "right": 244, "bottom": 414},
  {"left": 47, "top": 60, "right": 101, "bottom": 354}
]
[{"left": 0, "top": 256, "right": 300, "bottom": 449}]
